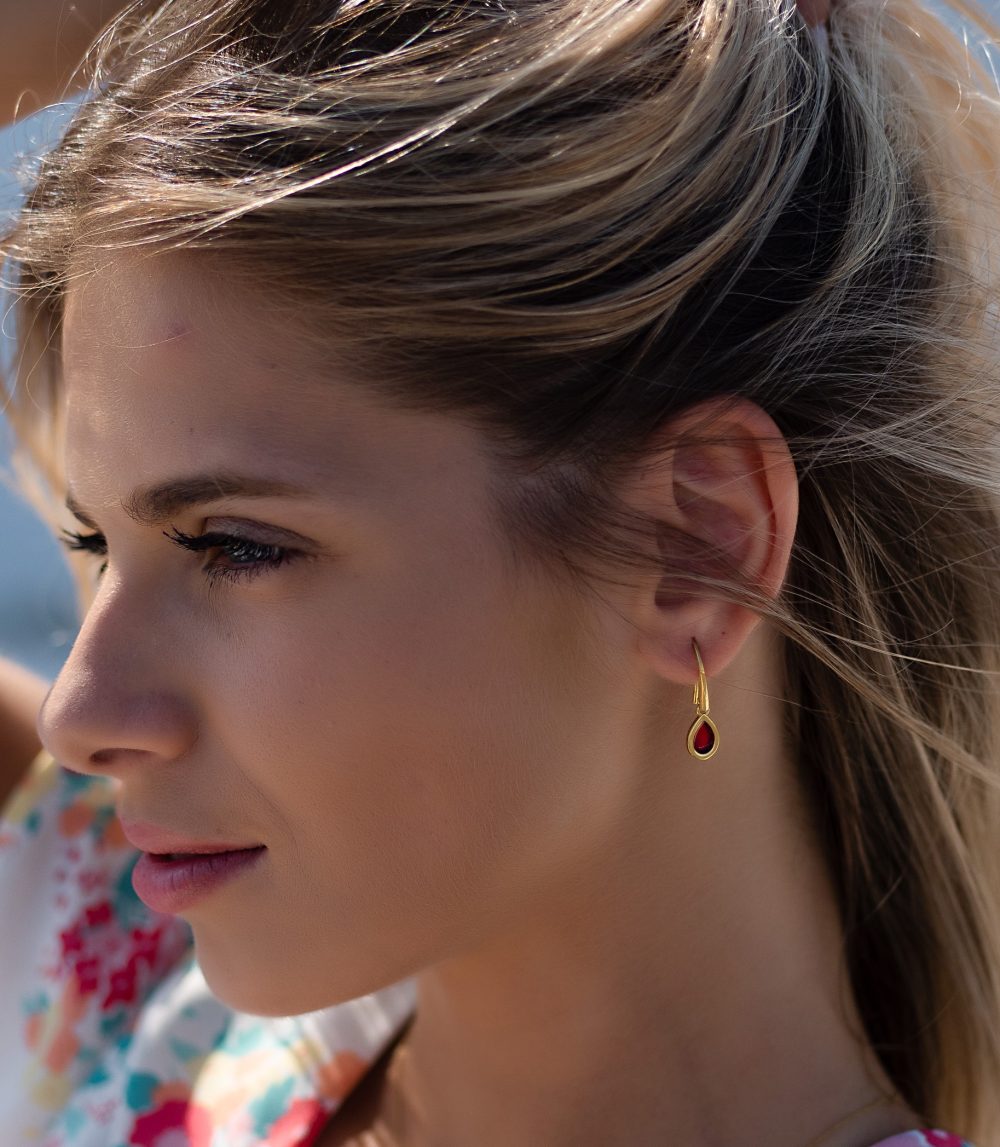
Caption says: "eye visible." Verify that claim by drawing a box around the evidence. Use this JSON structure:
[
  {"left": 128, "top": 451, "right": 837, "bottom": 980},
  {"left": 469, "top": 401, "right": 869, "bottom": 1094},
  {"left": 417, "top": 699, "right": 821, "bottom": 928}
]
[
  {"left": 163, "top": 525, "right": 298, "bottom": 585},
  {"left": 58, "top": 526, "right": 298, "bottom": 586},
  {"left": 60, "top": 528, "right": 109, "bottom": 577}
]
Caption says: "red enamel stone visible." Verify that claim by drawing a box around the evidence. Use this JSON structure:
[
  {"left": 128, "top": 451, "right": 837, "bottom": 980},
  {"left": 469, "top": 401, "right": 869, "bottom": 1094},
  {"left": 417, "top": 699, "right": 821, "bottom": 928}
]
[{"left": 693, "top": 720, "right": 715, "bottom": 755}]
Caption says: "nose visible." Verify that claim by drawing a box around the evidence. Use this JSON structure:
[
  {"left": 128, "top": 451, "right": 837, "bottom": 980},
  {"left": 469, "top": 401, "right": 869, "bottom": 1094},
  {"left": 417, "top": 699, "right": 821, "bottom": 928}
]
[{"left": 37, "top": 581, "right": 198, "bottom": 779}]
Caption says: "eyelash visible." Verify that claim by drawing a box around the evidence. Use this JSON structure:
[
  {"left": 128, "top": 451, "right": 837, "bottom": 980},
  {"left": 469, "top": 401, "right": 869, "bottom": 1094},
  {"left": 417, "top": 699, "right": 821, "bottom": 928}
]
[{"left": 59, "top": 525, "right": 298, "bottom": 586}]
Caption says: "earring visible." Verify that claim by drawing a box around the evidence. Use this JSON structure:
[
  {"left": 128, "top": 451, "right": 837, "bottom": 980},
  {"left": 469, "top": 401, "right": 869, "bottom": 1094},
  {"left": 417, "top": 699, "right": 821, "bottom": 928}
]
[{"left": 686, "top": 637, "right": 719, "bottom": 760}]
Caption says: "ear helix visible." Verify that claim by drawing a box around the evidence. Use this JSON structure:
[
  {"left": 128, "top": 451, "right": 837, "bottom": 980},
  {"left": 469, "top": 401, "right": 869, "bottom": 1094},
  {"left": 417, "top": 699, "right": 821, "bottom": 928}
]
[{"left": 686, "top": 637, "right": 719, "bottom": 760}]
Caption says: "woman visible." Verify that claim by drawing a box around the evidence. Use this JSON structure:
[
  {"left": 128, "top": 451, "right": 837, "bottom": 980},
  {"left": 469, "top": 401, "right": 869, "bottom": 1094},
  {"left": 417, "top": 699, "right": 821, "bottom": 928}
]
[{"left": 1, "top": 0, "right": 999, "bottom": 1143}]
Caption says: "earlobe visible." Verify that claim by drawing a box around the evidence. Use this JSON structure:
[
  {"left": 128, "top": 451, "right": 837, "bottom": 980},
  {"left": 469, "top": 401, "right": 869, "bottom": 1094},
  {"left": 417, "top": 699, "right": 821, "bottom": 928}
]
[{"left": 628, "top": 395, "right": 799, "bottom": 686}]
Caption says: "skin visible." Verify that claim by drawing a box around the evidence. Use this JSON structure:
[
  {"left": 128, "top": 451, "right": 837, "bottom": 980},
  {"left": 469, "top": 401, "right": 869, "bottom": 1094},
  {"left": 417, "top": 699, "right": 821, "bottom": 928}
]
[{"left": 37, "top": 251, "right": 923, "bottom": 1147}]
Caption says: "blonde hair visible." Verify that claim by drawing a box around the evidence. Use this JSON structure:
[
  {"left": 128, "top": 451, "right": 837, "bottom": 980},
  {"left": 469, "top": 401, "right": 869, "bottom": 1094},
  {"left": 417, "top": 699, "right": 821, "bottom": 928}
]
[{"left": 5, "top": 0, "right": 1000, "bottom": 1136}]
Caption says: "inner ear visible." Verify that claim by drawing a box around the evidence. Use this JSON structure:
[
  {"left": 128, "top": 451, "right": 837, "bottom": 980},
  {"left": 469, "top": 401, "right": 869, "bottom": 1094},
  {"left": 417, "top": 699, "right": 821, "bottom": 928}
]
[{"left": 652, "top": 518, "right": 748, "bottom": 611}]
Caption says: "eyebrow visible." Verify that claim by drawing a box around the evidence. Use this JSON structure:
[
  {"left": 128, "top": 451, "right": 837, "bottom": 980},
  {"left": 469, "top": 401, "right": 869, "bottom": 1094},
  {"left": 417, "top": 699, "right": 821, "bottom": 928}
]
[{"left": 66, "top": 472, "right": 314, "bottom": 528}]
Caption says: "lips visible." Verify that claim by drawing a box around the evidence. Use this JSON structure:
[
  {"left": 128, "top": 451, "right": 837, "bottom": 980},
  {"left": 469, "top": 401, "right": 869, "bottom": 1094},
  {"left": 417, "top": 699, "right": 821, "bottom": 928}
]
[
  {"left": 118, "top": 818, "right": 264, "bottom": 857},
  {"left": 149, "top": 850, "right": 250, "bottom": 862},
  {"left": 131, "top": 845, "right": 267, "bottom": 914}
]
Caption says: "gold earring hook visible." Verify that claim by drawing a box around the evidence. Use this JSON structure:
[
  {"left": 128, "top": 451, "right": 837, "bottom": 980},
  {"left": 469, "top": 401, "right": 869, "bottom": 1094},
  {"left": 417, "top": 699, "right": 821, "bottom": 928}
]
[
  {"left": 692, "top": 637, "right": 709, "bottom": 714},
  {"left": 687, "top": 638, "right": 719, "bottom": 760}
]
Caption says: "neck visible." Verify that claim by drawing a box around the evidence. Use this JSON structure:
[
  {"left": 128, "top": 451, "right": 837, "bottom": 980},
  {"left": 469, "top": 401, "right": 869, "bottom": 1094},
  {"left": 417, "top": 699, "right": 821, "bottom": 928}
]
[{"left": 373, "top": 727, "right": 916, "bottom": 1147}]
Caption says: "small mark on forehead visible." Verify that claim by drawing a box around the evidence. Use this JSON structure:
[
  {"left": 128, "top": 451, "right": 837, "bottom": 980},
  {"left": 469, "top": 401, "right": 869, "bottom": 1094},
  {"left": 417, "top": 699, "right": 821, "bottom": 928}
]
[{"left": 162, "top": 320, "right": 192, "bottom": 342}]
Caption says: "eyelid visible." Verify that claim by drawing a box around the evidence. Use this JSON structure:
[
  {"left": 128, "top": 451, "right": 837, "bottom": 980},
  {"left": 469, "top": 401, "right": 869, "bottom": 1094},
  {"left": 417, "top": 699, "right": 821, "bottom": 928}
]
[
  {"left": 60, "top": 519, "right": 307, "bottom": 551},
  {"left": 58, "top": 524, "right": 302, "bottom": 586},
  {"left": 164, "top": 526, "right": 258, "bottom": 551},
  {"left": 200, "top": 514, "right": 316, "bottom": 548},
  {"left": 60, "top": 527, "right": 107, "bottom": 553}
]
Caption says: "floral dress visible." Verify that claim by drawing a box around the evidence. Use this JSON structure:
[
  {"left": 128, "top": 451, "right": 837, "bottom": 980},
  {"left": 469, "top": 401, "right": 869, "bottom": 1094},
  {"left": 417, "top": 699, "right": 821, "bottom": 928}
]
[{"left": 0, "top": 751, "right": 978, "bottom": 1147}]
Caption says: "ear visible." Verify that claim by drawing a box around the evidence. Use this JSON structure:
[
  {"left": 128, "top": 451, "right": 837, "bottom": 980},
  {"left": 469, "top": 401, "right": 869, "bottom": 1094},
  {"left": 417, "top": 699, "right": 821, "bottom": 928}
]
[{"left": 624, "top": 395, "right": 799, "bottom": 685}]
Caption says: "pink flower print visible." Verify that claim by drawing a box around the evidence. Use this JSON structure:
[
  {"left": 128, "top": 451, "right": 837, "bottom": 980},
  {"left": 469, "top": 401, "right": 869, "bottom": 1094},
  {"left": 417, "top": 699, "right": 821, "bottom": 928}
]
[
  {"left": 129, "top": 1098, "right": 214, "bottom": 1147},
  {"left": 103, "top": 960, "right": 138, "bottom": 1009},
  {"left": 129, "top": 925, "right": 165, "bottom": 971},
  {"left": 85, "top": 899, "right": 113, "bottom": 927},
  {"left": 922, "top": 1134, "right": 966, "bottom": 1147},
  {"left": 78, "top": 868, "right": 108, "bottom": 894},
  {"left": 59, "top": 923, "right": 85, "bottom": 960},
  {"left": 73, "top": 955, "right": 101, "bottom": 995},
  {"left": 264, "top": 1098, "right": 328, "bottom": 1147}
]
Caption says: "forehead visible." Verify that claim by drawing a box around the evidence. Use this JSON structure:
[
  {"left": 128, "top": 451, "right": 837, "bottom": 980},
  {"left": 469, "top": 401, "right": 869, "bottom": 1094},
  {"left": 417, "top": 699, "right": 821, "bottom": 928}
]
[
  {"left": 62, "top": 250, "right": 320, "bottom": 411},
  {"left": 64, "top": 250, "right": 199, "bottom": 347},
  {"left": 60, "top": 252, "right": 372, "bottom": 495},
  {"left": 57, "top": 251, "right": 494, "bottom": 521}
]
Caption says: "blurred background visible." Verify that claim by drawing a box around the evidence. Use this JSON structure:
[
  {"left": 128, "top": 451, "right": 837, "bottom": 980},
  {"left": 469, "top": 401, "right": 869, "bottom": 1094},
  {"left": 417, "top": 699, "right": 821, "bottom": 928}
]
[{"left": 0, "top": 104, "right": 82, "bottom": 679}]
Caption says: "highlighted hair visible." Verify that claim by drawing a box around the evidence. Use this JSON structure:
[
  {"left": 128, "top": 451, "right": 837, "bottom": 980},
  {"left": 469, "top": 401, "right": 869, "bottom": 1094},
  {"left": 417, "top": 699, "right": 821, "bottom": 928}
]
[{"left": 4, "top": 0, "right": 1000, "bottom": 1134}]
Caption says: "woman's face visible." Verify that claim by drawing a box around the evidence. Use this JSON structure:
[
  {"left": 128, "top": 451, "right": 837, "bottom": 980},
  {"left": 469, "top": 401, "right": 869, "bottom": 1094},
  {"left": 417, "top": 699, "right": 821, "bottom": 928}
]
[{"left": 40, "top": 252, "right": 645, "bottom": 1015}]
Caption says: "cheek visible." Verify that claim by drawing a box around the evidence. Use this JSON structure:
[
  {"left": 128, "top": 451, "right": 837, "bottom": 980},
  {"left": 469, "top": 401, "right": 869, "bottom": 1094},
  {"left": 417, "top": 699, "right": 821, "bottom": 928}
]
[
  {"left": 204, "top": 572, "right": 589, "bottom": 904},
  {"left": 184, "top": 569, "right": 618, "bottom": 1012}
]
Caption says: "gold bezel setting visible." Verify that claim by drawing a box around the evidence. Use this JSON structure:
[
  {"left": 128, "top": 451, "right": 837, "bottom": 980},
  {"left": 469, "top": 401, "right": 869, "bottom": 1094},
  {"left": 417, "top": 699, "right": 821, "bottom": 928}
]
[{"left": 687, "top": 713, "right": 719, "bottom": 760}]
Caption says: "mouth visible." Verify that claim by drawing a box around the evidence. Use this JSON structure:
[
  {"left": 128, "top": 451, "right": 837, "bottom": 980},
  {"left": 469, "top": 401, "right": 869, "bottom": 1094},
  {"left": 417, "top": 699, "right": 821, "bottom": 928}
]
[
  {"left": 132, "top": 845, "right": 268, "bottom": 913},
  {"left": 147, "top": 846, "right": 266, "bottom": 862},
  {"left": 118, "top": 817, "right": 265, "bottom": 857}
]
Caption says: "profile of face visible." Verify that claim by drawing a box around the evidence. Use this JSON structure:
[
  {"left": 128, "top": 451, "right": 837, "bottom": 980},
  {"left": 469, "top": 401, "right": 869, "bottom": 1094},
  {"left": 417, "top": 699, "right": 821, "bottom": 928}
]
[{"left": 38, "top": 251, "right": 676, "bottom": 1017}]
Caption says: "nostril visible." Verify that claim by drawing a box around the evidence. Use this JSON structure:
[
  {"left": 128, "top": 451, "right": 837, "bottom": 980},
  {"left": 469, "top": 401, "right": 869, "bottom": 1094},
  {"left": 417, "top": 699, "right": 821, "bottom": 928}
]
[{"left": 34, "top": 668, "right": 199, "bottom": 776}]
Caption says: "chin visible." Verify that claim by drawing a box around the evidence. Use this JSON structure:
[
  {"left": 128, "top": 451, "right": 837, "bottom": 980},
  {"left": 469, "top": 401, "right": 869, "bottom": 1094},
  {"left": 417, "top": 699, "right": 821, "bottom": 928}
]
[{"left": 191, "top": 934, "right": 402, "bottom": 1017}]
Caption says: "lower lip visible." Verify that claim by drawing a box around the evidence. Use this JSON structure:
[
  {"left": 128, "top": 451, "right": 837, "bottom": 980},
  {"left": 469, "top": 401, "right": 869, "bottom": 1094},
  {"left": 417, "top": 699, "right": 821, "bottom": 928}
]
[{"left": 131, "top": 847, "right": 267, "bottom": 914}]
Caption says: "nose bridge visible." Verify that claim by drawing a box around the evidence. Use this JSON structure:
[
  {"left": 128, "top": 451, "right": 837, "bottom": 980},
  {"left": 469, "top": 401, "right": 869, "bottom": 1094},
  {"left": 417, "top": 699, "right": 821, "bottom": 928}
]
[{"left": 37, "top": 575, "right": 198, "bottom": 776}]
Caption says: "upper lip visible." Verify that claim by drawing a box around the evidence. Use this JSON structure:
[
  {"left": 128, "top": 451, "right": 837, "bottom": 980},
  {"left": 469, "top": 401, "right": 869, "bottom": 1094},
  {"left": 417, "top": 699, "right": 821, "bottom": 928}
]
[{"left": 118, "top": 818, "right": 264, "bottom": 856}]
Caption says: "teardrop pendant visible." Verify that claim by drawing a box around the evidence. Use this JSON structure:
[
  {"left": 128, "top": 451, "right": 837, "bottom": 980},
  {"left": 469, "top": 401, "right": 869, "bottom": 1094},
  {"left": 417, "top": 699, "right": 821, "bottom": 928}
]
[{"left": 686, "top": 713, "right": 719, "bottom": 760}]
